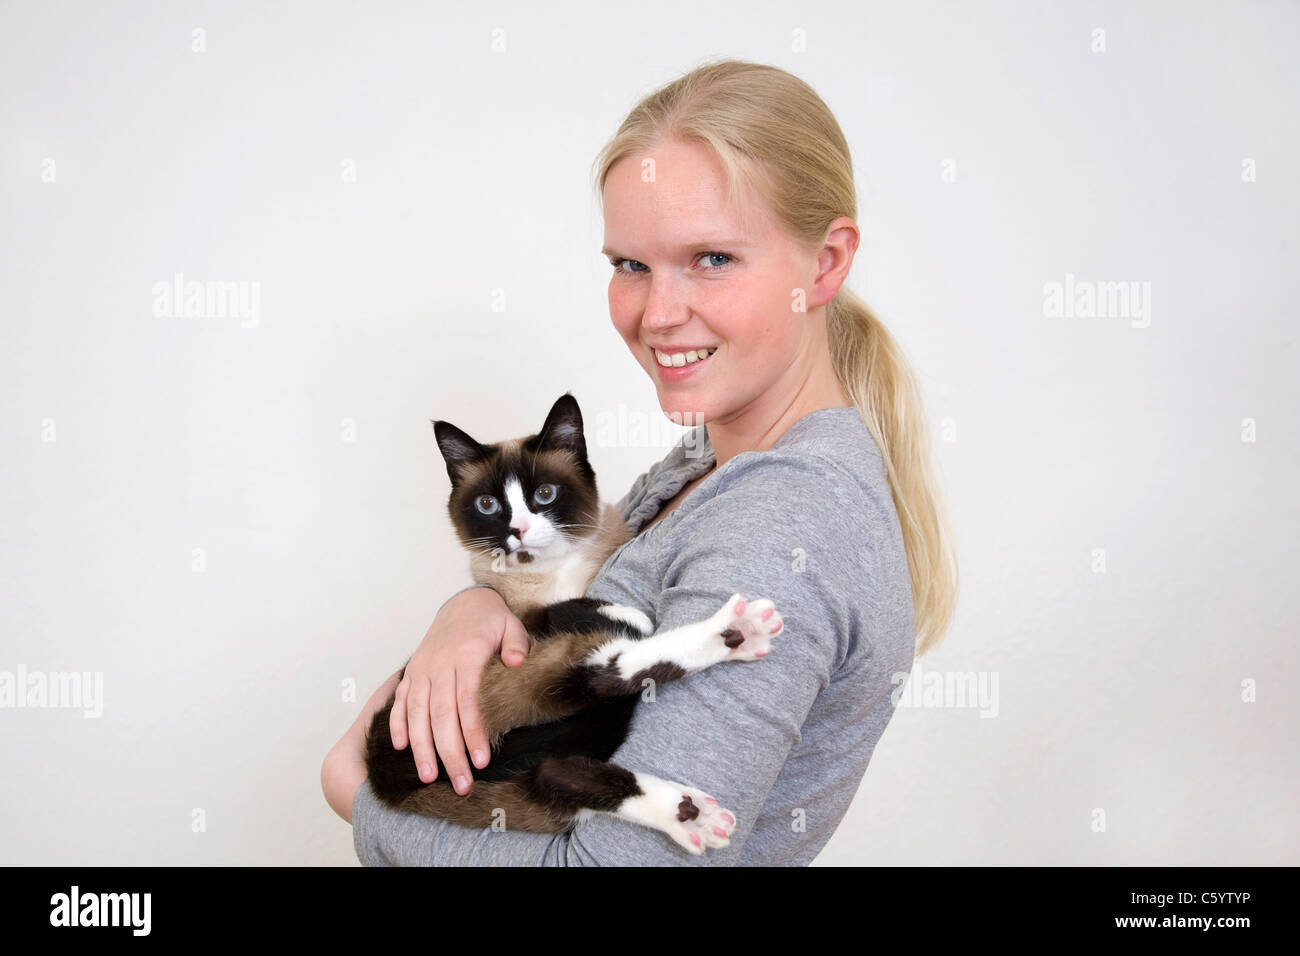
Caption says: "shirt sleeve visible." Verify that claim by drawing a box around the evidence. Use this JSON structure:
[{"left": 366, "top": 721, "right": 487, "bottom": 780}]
[
  {"left": 435, "top": 583, "right": 495, "bottom": 614},
  {"left": 351, "top": 453, "right": 852, "bottom": 865}
]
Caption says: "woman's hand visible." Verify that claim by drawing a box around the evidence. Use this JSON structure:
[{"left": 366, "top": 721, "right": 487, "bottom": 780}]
[{"left": 388, "top": 586, "right": 532, "bottom": 795}]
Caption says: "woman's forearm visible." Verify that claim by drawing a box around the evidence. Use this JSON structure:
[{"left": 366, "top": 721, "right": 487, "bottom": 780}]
[{"left": 322, "top": 669, "right": 402, "bottom": 822}]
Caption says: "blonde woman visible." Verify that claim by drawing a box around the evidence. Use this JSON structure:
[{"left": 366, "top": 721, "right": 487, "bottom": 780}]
[{"left": 323, "top": 57, "right": 958, "bottom": 864}]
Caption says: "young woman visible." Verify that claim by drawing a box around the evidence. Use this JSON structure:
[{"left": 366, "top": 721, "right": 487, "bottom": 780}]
[{"left": 322, "top": 57, "right": 958, "bottom": 864}]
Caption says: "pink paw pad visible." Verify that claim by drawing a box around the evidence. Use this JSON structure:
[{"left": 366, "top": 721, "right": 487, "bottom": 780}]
[
  {"left": 714, "top": 594, "right": 785, "bottom": 662},
  {"left": 665, "top": 784, "right": 738, "bottom": 855}
]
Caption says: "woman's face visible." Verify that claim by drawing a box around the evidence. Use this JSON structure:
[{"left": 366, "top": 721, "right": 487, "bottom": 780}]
[{"left": 602, "top": 138, "right": 824, "bottom": 427}]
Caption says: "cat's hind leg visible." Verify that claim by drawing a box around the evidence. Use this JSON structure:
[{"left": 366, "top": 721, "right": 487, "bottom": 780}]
[
  {"left": 524, "top": 755, "right": 737, "bottom": 856},
  {"left": 391, "top": 755, "right": 738, "bottom": 855}
]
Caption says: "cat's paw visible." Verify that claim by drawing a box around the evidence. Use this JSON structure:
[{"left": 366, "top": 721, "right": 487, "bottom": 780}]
[
  {"left": 710, "top": 593, "right": 784, "bottom": 662},
  {"left": 625, "top": 774, "right": 736, "bottom": 855},
  {"left": 672, "top": 785, "right": 737, "bottom": 855}
]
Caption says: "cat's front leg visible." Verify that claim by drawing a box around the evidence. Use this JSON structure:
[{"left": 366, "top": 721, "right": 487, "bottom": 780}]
[{"left": 582, "top": 593, "right": 784, "bottom": 691}]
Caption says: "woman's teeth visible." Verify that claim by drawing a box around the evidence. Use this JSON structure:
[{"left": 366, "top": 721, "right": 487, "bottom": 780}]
[{"left": 655, "top": 347, "right": 716, "bottom": 367}]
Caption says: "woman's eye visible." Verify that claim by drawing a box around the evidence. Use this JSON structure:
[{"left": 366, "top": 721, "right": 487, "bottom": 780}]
[
  {"left": 609, "top": 257, "right": 646, "bottom": 276},
  {"left": 608, "top": 253, "right": 732, "bottom": 275},
  {"left": 476, "top": 495, "right": 500, "bottom": 515},
  {"left": 532, "top": 483, "right": 557, "bottom": 506}
]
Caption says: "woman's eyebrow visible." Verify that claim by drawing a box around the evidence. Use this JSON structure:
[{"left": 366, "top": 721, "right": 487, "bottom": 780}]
[{"left": 601, "top": 239, "right": 753, "bottom": 257}]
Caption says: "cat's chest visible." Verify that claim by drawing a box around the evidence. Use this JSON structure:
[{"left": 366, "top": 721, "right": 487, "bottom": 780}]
[{"left": 540, "top": 552, "right": 598, "bottom": 603}]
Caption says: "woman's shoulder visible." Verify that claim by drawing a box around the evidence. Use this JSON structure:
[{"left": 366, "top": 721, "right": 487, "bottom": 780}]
[
  {"left": 708, "top": 407, "right": 897, "bottom": 531},
  {"left": 654, "top": 409, "right": 914, "bottom": 672}
]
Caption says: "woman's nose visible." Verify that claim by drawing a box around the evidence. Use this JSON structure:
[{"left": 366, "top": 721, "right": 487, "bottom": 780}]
[{"left": 639, "top": 276, "right": 690, "bottom": 332}]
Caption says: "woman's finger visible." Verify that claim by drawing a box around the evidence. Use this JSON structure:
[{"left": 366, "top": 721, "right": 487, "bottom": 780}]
[
  {"left": 455, "top": 657, "right": 491, "bottom": 770},
  {"left": 429, "top": 669, "right": 473, "bottom": 795},
  {"left": 500, "top": 613, "right": 532, "bottom": 667},
  {"left": 388, "top": 677, "right": 410, "bottom": 750},
  {"left": 405, "top": 677, "right": 439, "bottom": 783}
]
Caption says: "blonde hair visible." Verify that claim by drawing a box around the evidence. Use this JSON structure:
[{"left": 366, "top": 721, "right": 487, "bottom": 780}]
[{"left": 590, "top": 57, "right": 958, "bottom": 655}]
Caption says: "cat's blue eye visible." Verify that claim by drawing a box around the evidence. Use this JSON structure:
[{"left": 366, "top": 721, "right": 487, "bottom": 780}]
[
  {"left": 533, "top": 483, "right": 557, "bottom": 506},
  {"left": 475, "top": 495, "right": 500, "bottom": 516}
]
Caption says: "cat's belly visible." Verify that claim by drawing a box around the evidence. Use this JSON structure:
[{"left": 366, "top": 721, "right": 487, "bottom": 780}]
[{"left": 473, "top": 696, "right": 639, "bottom": 782}]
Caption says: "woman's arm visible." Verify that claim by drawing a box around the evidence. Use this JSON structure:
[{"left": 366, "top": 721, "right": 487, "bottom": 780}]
[
  {"left": 322, "top": 584, "right": 533, "bottom": 821},
  {"left": 322, "top": 669, "right": 403, "bottom": 822},
  {"left": 350, "top": 459, "right": 853, "bottom": 865}
]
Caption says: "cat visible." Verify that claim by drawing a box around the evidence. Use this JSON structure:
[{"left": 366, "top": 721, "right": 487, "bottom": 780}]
[{"left": 363, "top": 392, "right": 785, "bottom": 855}]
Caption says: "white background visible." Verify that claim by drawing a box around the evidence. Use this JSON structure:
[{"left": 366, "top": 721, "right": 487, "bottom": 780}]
[{"left": 1, "top": 0, "right": 1296, "bottom": 865}]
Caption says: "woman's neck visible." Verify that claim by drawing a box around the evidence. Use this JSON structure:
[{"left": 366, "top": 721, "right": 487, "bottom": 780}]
[{"left": 705, "top": 343, "right": 853, "bottom": 470}]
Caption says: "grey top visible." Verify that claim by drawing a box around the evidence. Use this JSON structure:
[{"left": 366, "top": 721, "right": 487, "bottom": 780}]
[{"left": 351, "top": 405, "right": 916, "bottom": 865}]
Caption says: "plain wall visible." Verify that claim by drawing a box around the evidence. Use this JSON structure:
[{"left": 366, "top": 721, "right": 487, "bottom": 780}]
[{"left": 1, "top": 0, "right": 1296, "bottom": 865}]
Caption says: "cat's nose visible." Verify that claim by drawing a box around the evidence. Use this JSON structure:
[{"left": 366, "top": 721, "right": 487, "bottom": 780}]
[{"left": 512, "top": 523, "right": 530, "bottom": 538}]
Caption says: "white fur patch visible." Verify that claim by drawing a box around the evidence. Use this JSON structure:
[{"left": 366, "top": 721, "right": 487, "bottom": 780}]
[
  {"left": 602, "top": 619, "right": 723, "bottom": 675},
  {"left": 598, "top": 604, "right": 654, "bottom": 636},
  {"left": 583, "top": 593, "right": 783, "bottom": 677},
  {"left": 503, "top": 475, "right": 559, "bottom": 554},
  {"left": 607, "top": 772, "right": 736, "bottom": 855}
]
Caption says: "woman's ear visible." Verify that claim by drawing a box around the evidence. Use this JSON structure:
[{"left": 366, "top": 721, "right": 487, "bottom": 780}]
[{"left": 809, "top": 217, "right": 860, "bottom": 310}]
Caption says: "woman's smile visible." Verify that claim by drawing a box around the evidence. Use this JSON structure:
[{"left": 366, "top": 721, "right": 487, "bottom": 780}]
[{"left": 650, "top": 344, "right": 718, "bottom": 383}]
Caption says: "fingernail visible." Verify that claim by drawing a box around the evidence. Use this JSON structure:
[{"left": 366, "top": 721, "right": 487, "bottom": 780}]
[
  {"left": 455, "top": 775, "right": 470, "bottom": 793},
  {"left": 420, "top": 762, "right": 432, "bottom": 781},
  {"left": 473, "top": 749, "right": 488, "bottom": 767}
]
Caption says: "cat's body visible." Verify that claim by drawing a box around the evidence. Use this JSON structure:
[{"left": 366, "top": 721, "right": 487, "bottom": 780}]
[{"left": 363, "top": 393, "right": 784, "bottom": 855}]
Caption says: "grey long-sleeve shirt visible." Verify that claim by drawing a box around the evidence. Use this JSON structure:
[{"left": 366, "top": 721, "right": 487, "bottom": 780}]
[{"left": 351, "top": 405, "right": 916, "bottom": 865}]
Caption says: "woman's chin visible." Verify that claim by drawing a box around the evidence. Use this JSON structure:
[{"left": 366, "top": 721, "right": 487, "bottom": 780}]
[{"left": 654, "top": 396, "right": 712, "bottom": 426}]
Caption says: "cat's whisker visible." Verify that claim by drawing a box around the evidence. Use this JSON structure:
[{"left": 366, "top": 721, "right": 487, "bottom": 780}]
[{"left": 560, "top": 521, "right": 604, "bottom": 532}]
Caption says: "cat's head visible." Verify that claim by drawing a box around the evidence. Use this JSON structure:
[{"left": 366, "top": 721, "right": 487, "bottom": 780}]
[{"left": 432, "top": 393, "right": 600, "bottom": 567}]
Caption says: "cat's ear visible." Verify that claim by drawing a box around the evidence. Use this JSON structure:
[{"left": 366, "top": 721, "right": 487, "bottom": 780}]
[
  {"left": 532, "top": 392, "right": 587, "bottom": 460},
  {"left": 433, "top": 420, "right": 488, "bottom": 484}
]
